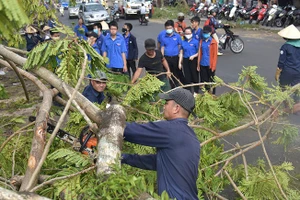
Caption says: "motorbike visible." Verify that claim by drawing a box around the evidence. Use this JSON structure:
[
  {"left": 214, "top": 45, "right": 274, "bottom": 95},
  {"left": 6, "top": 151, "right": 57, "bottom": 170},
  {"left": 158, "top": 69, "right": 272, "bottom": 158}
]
[
  {"left": 218, "top": 24, "right": 244, "bottom": 54},
  {"left": 110, "top": 6, "right": 120, "bottom": 22},
  {"left": 256, "top": 4, "right": 268, "bottom": 24},
  {"left": 262, "top": 4, "right": 281, "bottom": 27},
  {"left": 189, "top": 3, "right": 197, "bottom": 16},
  {"left": 137, "top": 10, "right": 149, "bottom": 26},
  {"left": 283, "top": 6, "right": 300, "bottom": 27},
  {"left": 248, "top": 4, "right": 260, "bottom": 24},
  {"left": 196, "top": 3, "right": 205, "bottom": 18},
  {"left": 275, "top": 5, "right": 293, "bottom": 27}
]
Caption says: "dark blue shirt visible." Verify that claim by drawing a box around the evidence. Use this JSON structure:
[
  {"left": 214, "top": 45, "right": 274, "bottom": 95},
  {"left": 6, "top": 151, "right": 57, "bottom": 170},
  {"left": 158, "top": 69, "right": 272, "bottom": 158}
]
[
  {"left": 181, "top": 38, "right": 199, "bottom": 58},
  {"left": 92, "top": 43, "right": 101, "bottom": 55},
  {"left": 122, "top": 118, "right": 200, "bottom": 200},
  {"left": 193, "top": 27, "right": 202, "bottom": 41},
  {"left": 278, "top": 43, "right": 300, "bottom": 86},
  {"left": 101, "top": 34, "right": 127, "bottom": 68},
  {"left": 200, "top": 37, "right": 212, "bottom": 66},
  {"left": 82, "top": 84, "right": 105, "bottom": 104},
  {"left": 74, "top": 24, "right": 88, "bottom": 40},
  {"left": 96, "top": 34, "right": 105, "bottom": 55},
  {"left": 123, "top": 33, "right": 130, "bottom": 59},
  {"left": 160, "top": 32, "right": 182, "bottom": 56}
]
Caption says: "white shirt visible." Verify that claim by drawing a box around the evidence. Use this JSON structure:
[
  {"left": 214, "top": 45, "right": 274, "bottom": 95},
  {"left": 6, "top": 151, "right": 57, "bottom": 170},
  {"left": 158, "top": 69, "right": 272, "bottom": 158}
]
[{"left": 140, "top": 6, "right": 146, "bottom": 14}]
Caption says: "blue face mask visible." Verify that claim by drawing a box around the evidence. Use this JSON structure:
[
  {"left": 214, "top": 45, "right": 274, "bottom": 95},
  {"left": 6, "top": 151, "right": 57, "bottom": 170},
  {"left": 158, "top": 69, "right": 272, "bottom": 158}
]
[
  {"left": 166, "top": 29, "right": 173, "bottom": 34},
  {"left": 203, "top": 33, "right": 210, "bottom": 39},
  {"left": 93, "top": 29, "right": 98, "bottom": 34}
]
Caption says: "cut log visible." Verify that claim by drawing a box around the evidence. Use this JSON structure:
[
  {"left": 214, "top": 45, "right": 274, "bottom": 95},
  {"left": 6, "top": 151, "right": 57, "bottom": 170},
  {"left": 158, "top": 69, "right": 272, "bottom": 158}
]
[{"left": 0, "top": 187, "right": 50, "bottom": 200}]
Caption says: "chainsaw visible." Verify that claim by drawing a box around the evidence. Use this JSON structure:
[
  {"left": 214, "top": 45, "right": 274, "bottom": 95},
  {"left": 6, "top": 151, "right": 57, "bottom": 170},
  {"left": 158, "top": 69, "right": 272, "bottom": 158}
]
[{"left": 29, "top": 116, "right": 98, "bottom": 158}]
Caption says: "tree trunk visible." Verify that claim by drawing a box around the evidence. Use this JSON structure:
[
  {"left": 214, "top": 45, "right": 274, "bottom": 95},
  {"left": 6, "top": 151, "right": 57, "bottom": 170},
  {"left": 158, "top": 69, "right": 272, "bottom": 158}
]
[
  {"left": 96, "top": 105, "right": 126, "bottom": 174},
  {"left": 0, "top": 187, "right": 50, "bottom": 200}
]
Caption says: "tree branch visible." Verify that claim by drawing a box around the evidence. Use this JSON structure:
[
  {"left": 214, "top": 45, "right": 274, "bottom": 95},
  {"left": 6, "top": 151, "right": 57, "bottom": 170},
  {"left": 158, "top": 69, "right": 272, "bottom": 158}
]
[
  {"left": 29, "top": 166, "right": 96, "bottom": 192},
  {"left": 224, "top": 170, "right": 247, "bottom": 200}
]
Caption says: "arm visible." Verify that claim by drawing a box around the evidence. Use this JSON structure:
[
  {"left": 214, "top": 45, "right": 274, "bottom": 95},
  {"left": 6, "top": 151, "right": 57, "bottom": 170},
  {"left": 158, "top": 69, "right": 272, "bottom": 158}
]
[
  {"left": 131, "top": 67, "right": 143, "bottom": 83},
  {"left": 122, "top": 154, "right": 157, "bottom": 170},
  {"left": 197, "top": 41, "right": 201, "bottom": 72},
  {"left": 124, "top": 121, "right": 170, "bottom": 148},
  {"left": 101, "top": 39, "right": 107, "bottom": 57},
  {"left": 122, "top": 52, "right": 127, "bottom": 72},
  {"left": 161, "top": 46, "right": 165, "bottom": 56},
  {"left": 178, "top": 49, "right": 183, "bottom": 70},
  {"left": 162, "top": 57, "right": 171, "bottom": 78}
]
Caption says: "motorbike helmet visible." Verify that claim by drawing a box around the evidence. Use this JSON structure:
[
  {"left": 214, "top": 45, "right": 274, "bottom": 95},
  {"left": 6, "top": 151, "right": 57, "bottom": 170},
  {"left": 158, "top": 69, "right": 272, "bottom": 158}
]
[
  {"left": 210, "top": 9, "right": 217, "bottom": 15},
  {"left": 272, "top": 4, "right": 278, "bottom": 9}
]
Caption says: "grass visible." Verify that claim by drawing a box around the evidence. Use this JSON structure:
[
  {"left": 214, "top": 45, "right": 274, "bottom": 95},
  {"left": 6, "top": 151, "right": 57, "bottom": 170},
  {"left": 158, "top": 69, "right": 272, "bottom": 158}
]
[{"left": 152, "top": 5, "right": 189, "bottom": 20}]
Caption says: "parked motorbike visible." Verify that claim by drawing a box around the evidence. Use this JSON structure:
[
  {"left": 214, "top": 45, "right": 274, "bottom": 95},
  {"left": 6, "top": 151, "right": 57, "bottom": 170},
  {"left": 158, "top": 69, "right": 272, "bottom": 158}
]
[
  {"left": 248, "top": 4, "right": 260, "bottom": 24},
  {"left": 219, "top": 24, "right": 244, "bottom": 54},
  {"left": 233, "top": 5, "right": 249, "bottom": 21},
  {"left": 283, "top": 6, "right": 300, "bottom": 27},
  {"left": 274, "top": 5, "right": 293, "bottom": 27},
  {"left": 256, "top": 4, "right": 268, "bottom": 24},
  {"left": 262, "top": 4, "right": 280, "bottom": 27},
  {"left": 196, "top": 3, "right": 205, "bottom": 18},
  {"left": 110, "top": 7, "right": 120, "bottom": 22},
  {"left": 189, "top": 3, "right": 197, "bottom": 17}
]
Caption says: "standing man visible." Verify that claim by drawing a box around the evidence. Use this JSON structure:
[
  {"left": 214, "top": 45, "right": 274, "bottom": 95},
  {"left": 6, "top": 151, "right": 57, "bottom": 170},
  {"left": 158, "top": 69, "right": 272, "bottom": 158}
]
[
  {"left": 197, "top": 25, "right": 218, "bottom": 94},
  {"left": 25, "top": 26, "right": 43, "bottom": 51},
  {"left": 82, "top": 71, "right": 110, "bottom": 105},
  {"left": 191, "top": 16, "right": 202, "bottom": 41},
  {"left": 122, "top": 23, "right": 138, "bottom": 79},
  {"left": 160, "top": 20, "right": 184, "bottom": 88},
  {"left": 93, "top": 23, "right": 105, "bottom": 55},
  {"left": 122, "top": 87, "right": 200, "bottom": 200},
  {"left": 276, "top": 24, "right": 300, "bottom": 113},
  {"left": 87, "top": 31, "right": 101, "bottom": 54},
  {"left": 74, "top": 17, "right": 88, "bottom": 40},
  {"left": 101, "top": 21, "right": 127, "bottom": 73},
  {"left": 131, "top": 38, "right": 171, "bottom": 92}
]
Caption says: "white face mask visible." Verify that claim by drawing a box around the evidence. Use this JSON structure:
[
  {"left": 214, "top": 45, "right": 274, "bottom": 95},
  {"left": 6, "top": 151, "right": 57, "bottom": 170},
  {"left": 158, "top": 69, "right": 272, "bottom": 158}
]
[{"left": 185, "top": 34, "right": 192, "bottom": 40}]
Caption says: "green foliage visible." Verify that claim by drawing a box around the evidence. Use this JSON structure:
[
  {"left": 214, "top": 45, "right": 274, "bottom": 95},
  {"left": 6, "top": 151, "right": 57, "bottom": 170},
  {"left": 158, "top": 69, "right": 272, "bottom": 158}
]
[
  {"left": 152, "top": 5, "right": 189, "bottom": 20},
  {"left": 0, "top": 84, "right": 9, "bottom": 99},
  {"left": 123, "top": 74, "right": 164, "bottom": 106},
  {"left": 237, "top": 66, "right": 268, "bottom": 92},
  {"left": 0, "top": 0, "right": 29, "bottom": 39},
  {"left": 273, "top": 125, "right": 299, "bottom": 151},
  {"left": 48, "top": 149, "right": 91, "bottom": 168},
  {"left": 65, "top": 111, "right": 87, "bottom": 136},
  {"left": 24, "top": 37, "right": 107, "bottom": 87},
  {"left": 237, "top": 160, "right": 300, "bottom": 200}
]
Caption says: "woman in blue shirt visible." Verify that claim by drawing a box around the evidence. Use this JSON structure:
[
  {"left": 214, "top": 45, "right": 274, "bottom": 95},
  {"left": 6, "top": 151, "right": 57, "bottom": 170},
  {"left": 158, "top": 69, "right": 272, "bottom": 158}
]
[{"left": 179, "top": 27, "right": 199, "bottom": 94}]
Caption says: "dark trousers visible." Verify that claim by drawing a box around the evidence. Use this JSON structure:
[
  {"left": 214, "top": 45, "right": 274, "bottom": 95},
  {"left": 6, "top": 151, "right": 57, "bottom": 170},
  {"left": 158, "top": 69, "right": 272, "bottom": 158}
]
[
  {"left": 200, "top": 65, "right": 216, "bottom": 94},
  {"left": 126, "top": 60, "right": 136, "bottom": 79},
  {"left": 165, "top": 56, "right": 185, "bottom": 88},
  {"left": 183, "top": 57, "right": 199, "bottom": 93}
]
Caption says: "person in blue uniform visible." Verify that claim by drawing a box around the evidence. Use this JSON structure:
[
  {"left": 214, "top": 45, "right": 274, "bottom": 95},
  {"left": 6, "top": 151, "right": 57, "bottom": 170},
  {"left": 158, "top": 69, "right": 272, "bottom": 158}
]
[
  {"left": 82, "top": 71, "right": 110, "bottom": 105},
  {"left": 74, "top": 17, "right": 88, "bottom": 40},
  {"left": 179, "top": 27, "right": 199, "bottom": 94},
  {"left": 93, "top": 23, "right": 105, "bottom": 55},
  {"left": 160, "top": 20, "right": 184, "bottom": 88},
  {"left": 122, "top": 23, "right": 138, "bottom": 79},
  {"left": 122, "top": 88, "right": 200, "bottom": 200},
  {"left": 101, "top": 21, "right": 127, "bottom": 73},
  {"left": 276, "top": 24, "right": 300, "bottom": 113},
  {"left": 190, "top": 16, "right": 202, "bottom": 41},
  {"left": 87, "top": 31, "right": 101, "bottom": 54}
]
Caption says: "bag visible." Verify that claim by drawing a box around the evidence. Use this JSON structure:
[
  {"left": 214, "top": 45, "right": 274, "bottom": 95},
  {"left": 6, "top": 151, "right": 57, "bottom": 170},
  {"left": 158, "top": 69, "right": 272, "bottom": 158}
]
[{"left": 204, "top": 18, "right": 215, "bottom": 33}]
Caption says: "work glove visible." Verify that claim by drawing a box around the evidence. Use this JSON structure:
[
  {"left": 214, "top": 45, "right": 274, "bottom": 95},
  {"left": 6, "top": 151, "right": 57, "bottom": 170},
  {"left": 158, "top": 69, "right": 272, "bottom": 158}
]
[{"left": 275, "top": 67, "right": 282, "bottom": 81}]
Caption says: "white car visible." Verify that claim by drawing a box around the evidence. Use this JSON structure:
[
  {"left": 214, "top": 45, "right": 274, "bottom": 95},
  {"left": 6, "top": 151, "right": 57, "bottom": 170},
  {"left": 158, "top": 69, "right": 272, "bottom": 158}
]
[
  {"left": 78, "top": 3, "right": 110, "bottom": 26},
  {"left": 69, "top": 3, "right": 82, "bottom": 19}
]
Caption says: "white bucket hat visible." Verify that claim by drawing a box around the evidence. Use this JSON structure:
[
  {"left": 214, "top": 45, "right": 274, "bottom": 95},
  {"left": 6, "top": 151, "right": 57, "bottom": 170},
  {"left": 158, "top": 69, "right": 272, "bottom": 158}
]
[{"left": 278, "top": 24, "right": 300, "bottom": 40}]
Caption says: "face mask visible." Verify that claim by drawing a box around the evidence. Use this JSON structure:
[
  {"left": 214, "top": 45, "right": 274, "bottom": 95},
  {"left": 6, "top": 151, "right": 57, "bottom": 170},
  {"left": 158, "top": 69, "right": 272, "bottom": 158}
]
[
  {"left": 185, "top": 34, "right": 192, "bottom": 40},
  {"left": 166, "top": 29, "right": 173, "bottom": 34},
  {"left": 52, "top": 36, "right": 60, "bottom": 41},
  {"left": 93, "top": 29, "right": 98, "bottom": 34},
  {"left": 122, "top": 28, "right": 127, "bottom": 33},
  {"left": 203, "top": 33, "right": 210, "bottom": 39}
]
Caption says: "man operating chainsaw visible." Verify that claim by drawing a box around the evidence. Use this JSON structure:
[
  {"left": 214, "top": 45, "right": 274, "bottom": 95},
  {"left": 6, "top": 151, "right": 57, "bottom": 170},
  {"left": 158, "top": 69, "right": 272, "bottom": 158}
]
[{"left": 121, "top": 88, "right": 200, "bottom": 200}]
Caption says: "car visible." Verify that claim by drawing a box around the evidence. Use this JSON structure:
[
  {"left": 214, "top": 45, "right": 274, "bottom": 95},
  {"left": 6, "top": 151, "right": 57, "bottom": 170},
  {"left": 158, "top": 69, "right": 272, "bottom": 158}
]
[
  {"left": 61, "top": 0, "right": 69, "bottom": 9},
  {"left": 69, "top": 3, "right": 82, "bottom": 19},
  {"left": 79, "top": 3, "right": 110, "bottom": 26}
]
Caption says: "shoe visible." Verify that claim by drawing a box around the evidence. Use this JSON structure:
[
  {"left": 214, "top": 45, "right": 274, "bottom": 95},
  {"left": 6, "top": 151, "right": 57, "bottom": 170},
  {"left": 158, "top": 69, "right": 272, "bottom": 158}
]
[{"left": 217, "top": 52, "right": 223, "bottom": 56}]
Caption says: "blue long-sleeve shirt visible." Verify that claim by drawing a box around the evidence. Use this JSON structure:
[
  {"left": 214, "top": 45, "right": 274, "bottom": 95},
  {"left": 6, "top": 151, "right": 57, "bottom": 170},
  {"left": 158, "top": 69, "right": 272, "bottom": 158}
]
[{"left": 122, "top": 118, "right": 200, "bottom": 200}]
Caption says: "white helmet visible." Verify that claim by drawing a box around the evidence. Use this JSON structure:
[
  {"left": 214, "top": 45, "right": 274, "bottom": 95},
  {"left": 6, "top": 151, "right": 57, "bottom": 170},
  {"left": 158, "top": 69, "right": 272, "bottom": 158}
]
[
  {"left": 114, "top": 0, "right": 118, "bottom": 3},
  {"left": 177, "top": 12, "right": 184, "bottom": 17},
  {"left": 272, "top": 4, "right": 278, "bottom": 9}
]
